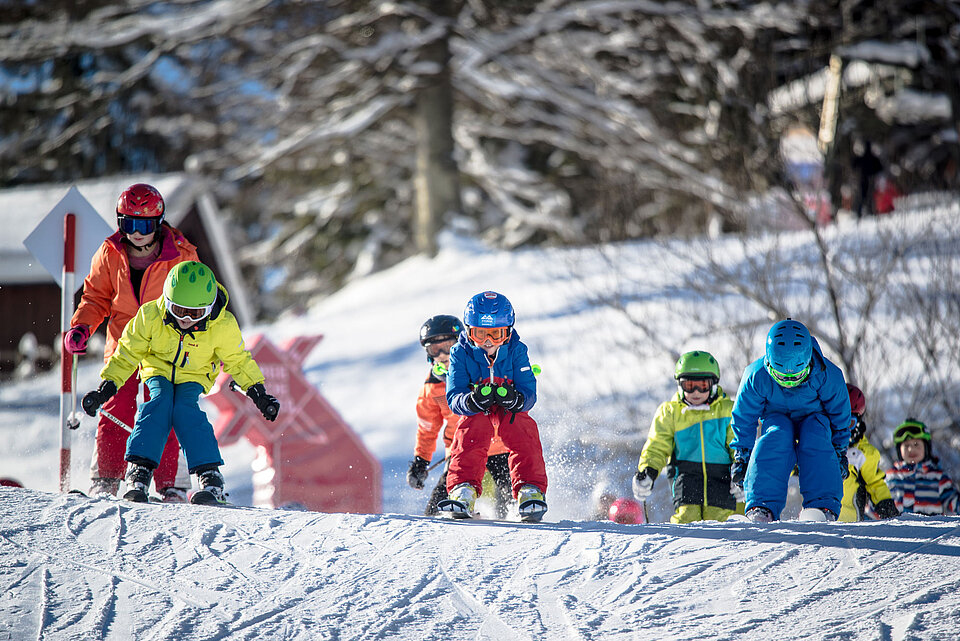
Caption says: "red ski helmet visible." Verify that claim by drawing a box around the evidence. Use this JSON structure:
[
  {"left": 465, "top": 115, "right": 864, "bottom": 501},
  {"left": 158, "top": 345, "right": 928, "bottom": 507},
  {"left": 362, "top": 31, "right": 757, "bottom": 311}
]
[
  {"left": 0, "top": 478, "right": 24, "bottom": 488},
  {"left": 117, "top": 183, "right": 165, "bottom": 218},
  {"left": 608, "top": 497, "right": 645, "bottom": 524},
  {"left": 846, "top": 383, "right": 866, "bottom": 417}
]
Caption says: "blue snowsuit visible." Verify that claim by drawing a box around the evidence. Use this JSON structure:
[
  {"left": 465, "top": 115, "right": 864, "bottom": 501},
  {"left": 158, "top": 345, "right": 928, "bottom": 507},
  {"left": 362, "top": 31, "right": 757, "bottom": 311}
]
[{"left": 730, "top": 340, "right": 851, "bottom": 517}]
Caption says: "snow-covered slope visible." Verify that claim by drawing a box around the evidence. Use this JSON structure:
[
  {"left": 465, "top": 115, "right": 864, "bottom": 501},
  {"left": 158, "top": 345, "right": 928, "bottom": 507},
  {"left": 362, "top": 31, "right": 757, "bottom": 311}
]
[{"left": 3, "top": 487, "right": 959, "bottom": 640}]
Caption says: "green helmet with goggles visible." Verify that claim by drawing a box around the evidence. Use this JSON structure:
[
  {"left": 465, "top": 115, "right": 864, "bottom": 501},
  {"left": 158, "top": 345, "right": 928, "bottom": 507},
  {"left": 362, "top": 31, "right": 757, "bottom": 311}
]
[
  {"left": 893, "top": 418, "right": 931, "bottom": 461},
  {"left": 163, "top": 261, "right": 217, "bottom": 323},
  {"left": 893, "top": 418, "right": 930, "bottom": 445},
  {"left": 675, "top": 350, "right": 720, "bottom": 401}
]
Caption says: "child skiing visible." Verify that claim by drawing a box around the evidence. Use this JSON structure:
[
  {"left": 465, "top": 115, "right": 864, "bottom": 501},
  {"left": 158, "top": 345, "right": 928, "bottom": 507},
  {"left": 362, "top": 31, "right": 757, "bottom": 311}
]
[
  {"left": 838, "top": 383, "right": 899, "bottom": 521},
  {"left": 65, "top": 183, "right": 197, "bottom": 501},
  {"left": 885, "top": 419, "right": 959, "bottom": 515},
  {"left": 438, "top": 291, "right": 547, "bottom": 521},
  {"left": 406, "top": 314, "right": 512, "bottom": 517},
  {"left": 81, "top": 261, "right": 280, "bottom": 505},
  {"left": 632, "top": 351, "right": 739, "bottom": 523},
  {"left": 730, "top": 319, "right": 852, "bottom": 522}
]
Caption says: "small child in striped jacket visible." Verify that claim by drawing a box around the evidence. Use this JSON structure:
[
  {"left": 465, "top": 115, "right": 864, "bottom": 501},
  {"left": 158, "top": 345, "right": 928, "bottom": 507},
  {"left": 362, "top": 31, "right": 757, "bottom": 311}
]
[{"left": 885, "top": 418, "right": 959, "bottom": 516}]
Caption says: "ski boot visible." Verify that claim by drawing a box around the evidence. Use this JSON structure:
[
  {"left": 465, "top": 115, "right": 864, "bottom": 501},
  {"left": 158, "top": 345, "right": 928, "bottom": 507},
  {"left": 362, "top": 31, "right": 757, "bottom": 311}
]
[
  {"left": 123, "top": 465, "right": 153, "bottom": 503},
  {"left": 437, "top": 483, "right": 477, "bottom": 518},
  {"left": 89, "top": 477, "right": 121, "bottom": 497},
  {"left": 191, "top": 469, "right": 227, "bottom": 505},
  {"left": 799, "top": 507, "right": 837, "bottom": 522},
  {"left": 517, "top": 484, "right": 547, "bottom": 522},
  {"left": 745, "top": 506, "right": 775, "bottom": 523},
  {"left": 160, "top": 487, "right": 189, "bottom": 504}
]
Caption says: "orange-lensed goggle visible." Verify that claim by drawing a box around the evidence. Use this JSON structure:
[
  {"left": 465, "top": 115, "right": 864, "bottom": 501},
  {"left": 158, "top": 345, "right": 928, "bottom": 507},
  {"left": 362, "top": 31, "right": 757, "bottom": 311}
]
[{"left": 468, "top": 326, "right": 511, "bottom": 346}]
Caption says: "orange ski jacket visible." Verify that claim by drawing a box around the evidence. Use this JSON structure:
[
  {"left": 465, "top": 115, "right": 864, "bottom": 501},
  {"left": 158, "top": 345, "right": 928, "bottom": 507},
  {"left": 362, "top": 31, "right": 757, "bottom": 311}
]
[{"left": 72, "top": 225, "right": 198, "bottom": 362}]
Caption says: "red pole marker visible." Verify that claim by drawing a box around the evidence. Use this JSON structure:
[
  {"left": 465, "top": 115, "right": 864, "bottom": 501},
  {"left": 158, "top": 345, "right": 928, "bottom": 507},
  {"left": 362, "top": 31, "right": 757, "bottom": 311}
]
[{"left": 59, "top": 213, "right": 77, "bottom": 493}]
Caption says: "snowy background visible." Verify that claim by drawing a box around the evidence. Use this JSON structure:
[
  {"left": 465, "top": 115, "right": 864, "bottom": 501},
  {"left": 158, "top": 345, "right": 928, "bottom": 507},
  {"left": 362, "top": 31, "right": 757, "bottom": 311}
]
[{"left": 3, "top": 201, "right": 960, "bottom": 639}]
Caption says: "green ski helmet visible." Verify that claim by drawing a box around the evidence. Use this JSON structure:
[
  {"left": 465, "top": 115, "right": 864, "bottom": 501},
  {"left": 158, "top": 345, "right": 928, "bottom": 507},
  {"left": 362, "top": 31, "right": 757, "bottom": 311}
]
[
  {"left": 163, "top": 261, "right": 217, "bottom": 322},
  {"left": 674, "top": 350, "right": 720, "bottom": 401},
  {"left": 893, "top": 418, "right": 932, "bottom": 461}
]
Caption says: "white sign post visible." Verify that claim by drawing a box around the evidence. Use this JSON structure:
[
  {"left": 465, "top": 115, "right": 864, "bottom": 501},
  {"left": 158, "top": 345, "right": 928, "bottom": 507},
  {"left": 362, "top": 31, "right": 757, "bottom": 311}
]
[{"left": 24, "top": 187, "right": 113, "bottom": 492}]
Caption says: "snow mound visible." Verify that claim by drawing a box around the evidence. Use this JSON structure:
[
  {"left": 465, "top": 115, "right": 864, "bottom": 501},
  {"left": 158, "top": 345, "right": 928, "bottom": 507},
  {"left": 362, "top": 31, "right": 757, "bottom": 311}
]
[{"left": 3, "top": 487, "right": 960, "bottom": 640}]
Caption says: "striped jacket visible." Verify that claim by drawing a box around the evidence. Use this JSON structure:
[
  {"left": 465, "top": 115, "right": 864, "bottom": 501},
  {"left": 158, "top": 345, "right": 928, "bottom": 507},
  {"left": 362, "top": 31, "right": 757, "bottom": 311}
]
[{"left": 885, "top": 459, "right": 959, "bottom": 516}]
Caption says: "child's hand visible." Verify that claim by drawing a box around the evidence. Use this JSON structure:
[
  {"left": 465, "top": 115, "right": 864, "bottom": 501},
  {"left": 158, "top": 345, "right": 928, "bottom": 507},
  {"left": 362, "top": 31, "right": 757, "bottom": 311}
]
[
  {"left": 407, "top": 457, "right": 429, "bottom": 489},
  {"left": 81, "top": 380, "right": 118, "bottom": 416},
  {"left": 836, "top": 446, "right": 849, "bottom": 480},
  {"left": 465, "top": 385, "right": 497, "bottom": 413},
  {"left": 246, "top": 383, "right": 280, "bottom": 421},
  {"left": 730, "top": 449, "right": 750, "bottom": 488},
  {"left": 632, "top": 468, "right": 656, "bottom": 500},
  {"left": 495, "top": 381, "right": 524, "bottom": 412}
]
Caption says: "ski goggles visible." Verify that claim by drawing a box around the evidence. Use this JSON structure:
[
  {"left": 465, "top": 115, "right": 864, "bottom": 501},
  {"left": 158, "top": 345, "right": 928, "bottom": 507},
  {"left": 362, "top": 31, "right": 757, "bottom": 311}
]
[
  {"left": 468, "top": 326, "right": 510, "bottom": 346},
  {"left": 766, "top": 363, "right": 811, "bottom": 388},
  {"left": 425, "top": 341, "right": 454, "bottom": 359},
  {"left": 165, "top": 298, "right": 213, "bottom": 323},
  {"left": 118, "top": 215, "right": 161, "bottom": 236},
  {"left": 893, "top": 420, "right": 930, "bottom": 445},
  {"left": 678, "top": 378, "right": 713, "bottom": 393}
]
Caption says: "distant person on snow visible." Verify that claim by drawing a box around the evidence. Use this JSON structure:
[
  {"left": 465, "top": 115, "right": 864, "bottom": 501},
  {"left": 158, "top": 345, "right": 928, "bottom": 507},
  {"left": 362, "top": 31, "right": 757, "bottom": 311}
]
[
  {"left": 730, "top": 320, "right": 851, "bottom": 522},
  {"left": 81, "top": 261, "right": 280, "bottom": 505},
  {"left": 838, "top": 383, "right": 898, "bottom": 521},
  {"left": 885, "top": 419, "right": 959, "bottom": 516},
  {"left": 64, "top": 183, "right": 197, "bottom": 502},
  {"left": 632, "top": 351, "right": 741, "bottom": 523},
  {"left": 438, "top": 291, "right": 547, "bottom": 522},
  {"left": 406, "top": 314, "right": 512, "bottom": 517}
]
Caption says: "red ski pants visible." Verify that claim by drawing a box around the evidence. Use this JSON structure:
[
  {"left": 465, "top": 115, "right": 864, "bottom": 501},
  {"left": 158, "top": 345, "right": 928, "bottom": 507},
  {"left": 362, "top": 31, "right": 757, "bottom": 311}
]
[
  {"left": 447, "top": 407, "right": 547, "bottom": 498},
  {"left": 90, "top": 373, "right": 185, "bottom": 489}
]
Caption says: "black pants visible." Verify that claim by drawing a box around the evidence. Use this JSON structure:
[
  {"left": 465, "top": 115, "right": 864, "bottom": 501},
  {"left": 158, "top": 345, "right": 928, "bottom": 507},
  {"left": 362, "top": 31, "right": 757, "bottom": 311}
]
[{"left": 426, "top": 452, "right": 512, "bottom": 518}]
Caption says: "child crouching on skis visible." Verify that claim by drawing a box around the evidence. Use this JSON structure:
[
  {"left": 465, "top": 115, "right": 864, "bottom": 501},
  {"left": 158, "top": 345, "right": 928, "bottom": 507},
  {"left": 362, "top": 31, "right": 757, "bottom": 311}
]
[
  {"left": 82, "top": 261, "right": 280, "bottom": 505},
  {"left": 406, "top": 314, "right": 512, "bottom": 517},
  {"left": 885, "top": 418, "right": 959, "bottom": 516},
  {"left": 438, "top": 291, "right": 547, "bottom": 521},
  {"left": 633, "top": 351, "right": 740, "bottom": 523}
]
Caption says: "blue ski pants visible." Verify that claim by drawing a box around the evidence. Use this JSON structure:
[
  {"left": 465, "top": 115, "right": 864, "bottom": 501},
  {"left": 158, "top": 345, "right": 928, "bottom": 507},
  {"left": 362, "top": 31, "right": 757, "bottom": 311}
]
[
  {"left": 125, "top": 377, "right": 224, "bottom": 473},
  {"left": 744, "top": 412, "right": 842, "bottom": 518}
]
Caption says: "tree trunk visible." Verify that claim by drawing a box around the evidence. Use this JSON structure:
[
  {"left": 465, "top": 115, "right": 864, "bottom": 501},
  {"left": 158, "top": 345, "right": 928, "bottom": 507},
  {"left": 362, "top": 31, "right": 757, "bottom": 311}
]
[{"left": 414, "top": 32, "right": 460, "bottom": 257}]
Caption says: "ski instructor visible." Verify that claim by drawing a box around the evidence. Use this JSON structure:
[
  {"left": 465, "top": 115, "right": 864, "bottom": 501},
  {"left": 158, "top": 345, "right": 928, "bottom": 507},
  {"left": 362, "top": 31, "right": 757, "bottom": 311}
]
[{"left": 730, "top": 319, "right": 852, "bottom": 522}]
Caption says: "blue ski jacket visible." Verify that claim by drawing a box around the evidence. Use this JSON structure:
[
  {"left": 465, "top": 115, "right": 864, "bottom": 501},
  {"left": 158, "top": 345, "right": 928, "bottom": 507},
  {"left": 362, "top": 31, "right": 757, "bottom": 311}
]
[
  {"left": 731, "top": 338, "right": 851, "bottom": 454},
  {"left": 446, "top": 330, "right": 537, "bottom": 416}
]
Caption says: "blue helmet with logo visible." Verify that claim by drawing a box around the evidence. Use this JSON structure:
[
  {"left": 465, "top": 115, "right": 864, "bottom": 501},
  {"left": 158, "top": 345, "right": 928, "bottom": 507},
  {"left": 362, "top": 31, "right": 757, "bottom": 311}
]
[
  {"left": 464, "top": 291, "right": 515, "bottom": 328},
  {"left": 765, "top": 319, "right": 812, "bottom": 387}
]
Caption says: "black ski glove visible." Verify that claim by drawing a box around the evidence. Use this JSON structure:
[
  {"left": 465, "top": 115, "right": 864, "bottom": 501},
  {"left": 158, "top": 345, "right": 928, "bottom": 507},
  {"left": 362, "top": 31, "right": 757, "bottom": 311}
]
[
  {"left": 246, "top": 383, "right": 280, "bottom": 421},
  {"left": 495, "top": 381, "right": 524, "bottom": 412},
  {"left": 81, "top": 380, "right": 118, "bottom": 417},
  {"left": 730, "top": 448, "right": 750, "bottom": 488},
  {"left": 463, "top": 384, "right": 497, "bottom": 414},
  {"left": 407, "top": 456, "right": 429, "bottom": 489},
  {"left": 874, "top": 498, "right": 900, "bottom": 519},
  {"left": 836, "top": 446, "right": 850, "bottom": 480}
]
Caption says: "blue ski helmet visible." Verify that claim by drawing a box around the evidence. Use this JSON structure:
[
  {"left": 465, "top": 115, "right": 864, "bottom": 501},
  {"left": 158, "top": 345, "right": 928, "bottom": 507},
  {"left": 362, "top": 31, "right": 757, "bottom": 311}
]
[
  {"left": 464, "top": 291, "right": 515, "bottom": 328},
  {"left": 765, "top": 319, "right": 812, "bottom": 387}
]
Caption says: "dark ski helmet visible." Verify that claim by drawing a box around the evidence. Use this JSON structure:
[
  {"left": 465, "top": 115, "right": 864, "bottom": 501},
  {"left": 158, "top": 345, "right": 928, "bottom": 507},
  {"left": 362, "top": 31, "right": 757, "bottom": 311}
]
[
  {"left": 765, "top": 319, "right": 812, "bottom": 388},
  {"left": 419, "top": 315, "right": 462, "bottom": 346},
  {"left": 846, "top": 383, "right": 866, "bottom": 417},
  {"left": 893, "top": 418, "right": 931, "bottom": 460}
]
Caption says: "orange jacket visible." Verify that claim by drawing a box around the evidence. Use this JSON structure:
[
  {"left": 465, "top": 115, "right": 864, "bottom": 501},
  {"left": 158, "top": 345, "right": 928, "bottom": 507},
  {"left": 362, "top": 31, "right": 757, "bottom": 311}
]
[
  {"left": 414, "top": 374, "right": 508, "bottom": 461},
  {"left": 72, "top": 225, "right": 198, "bottom": 362}
]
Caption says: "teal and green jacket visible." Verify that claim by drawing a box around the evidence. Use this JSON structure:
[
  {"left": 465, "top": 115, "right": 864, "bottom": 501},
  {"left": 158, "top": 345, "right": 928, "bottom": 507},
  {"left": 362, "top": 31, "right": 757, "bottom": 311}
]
[{"left": 638, "top": 387, "right": 736, "bottom": 511}]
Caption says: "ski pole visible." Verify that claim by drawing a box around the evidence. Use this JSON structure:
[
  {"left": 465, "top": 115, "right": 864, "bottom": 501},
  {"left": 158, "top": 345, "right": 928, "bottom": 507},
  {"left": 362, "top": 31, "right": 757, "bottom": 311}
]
[{"left": 427, "top": 456, "right": 449, "bottom": 473}]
